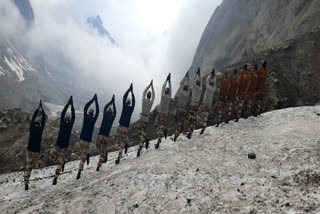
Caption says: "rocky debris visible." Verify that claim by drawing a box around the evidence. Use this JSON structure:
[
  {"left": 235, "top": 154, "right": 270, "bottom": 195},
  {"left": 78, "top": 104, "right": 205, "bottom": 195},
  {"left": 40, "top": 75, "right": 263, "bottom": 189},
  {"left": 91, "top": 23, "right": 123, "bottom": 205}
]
[{"left": 248, "top": 152, "right": 256, "bottom": 159}]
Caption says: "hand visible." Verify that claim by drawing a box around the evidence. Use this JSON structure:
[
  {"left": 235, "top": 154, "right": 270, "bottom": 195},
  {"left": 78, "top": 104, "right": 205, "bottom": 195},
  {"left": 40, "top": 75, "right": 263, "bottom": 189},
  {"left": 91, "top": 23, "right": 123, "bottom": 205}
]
[
  {"left": 196, "top": 68, "right": 200, "bottom": 75},
  {"left": 130, "top": 83, "right": 133, "bottom": 91},
  {"left": 185, "top": 72, "right": 189, "bottom": 78},
  {"left": 167, "top": 73, "right": 171, "bottom": 82},
  {"left": 93, "top": 94, "right": 97, "bottom": 99},
  {"left": 150, "top": 79, "right": 153, "bottom": 86},
  {"left": 39, "top": 100, "right": 43, "bottom": 109},
  {"left": 211, "top": 68, "right": 215, "bottom": 77},
  {"left": 112, "top": 94, "right": 115, "bottom": 101}
]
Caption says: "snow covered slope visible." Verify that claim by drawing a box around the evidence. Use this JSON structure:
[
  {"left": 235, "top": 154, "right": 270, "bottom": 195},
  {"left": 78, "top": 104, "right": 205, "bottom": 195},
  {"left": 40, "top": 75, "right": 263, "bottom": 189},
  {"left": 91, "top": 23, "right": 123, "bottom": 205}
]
[
  {"left": 1, "top": 106, "right": 320, "bottom": 213},
  {"left": 0, "top": 41, "right": 36, "bottom": 82}
]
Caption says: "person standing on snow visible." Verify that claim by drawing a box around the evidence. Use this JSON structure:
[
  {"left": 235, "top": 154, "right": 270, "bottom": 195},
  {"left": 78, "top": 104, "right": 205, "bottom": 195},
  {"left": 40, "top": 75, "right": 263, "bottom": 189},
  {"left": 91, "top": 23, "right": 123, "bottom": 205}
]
[
  {"left": 51, "top": 96, "right": 75, "bottom": 185},
  {"left": 215, "top": 71, "right": 229, "bottom": 127},
  {"left": 186, "top": 68, "right": 202, "bottom": 139},
  {"left": 24, "top": 100, "right": 46, "bottom": 190},
  {"left": 236, "top": 64, "right": 249, "bottom": 121},
  {"left": 115, "top": 84, "right": 135, "bottom": 164},
  {"left": 173, "top": 72, "right": 190, "bottom": 142},
  {"left": 154, "top": 73, "right": 172, "bottom": 149},
  {"left": 226, "top": 69, "right": 240, "bottom": 123},
  {"left": 137, "top": 80, "right": 155, "bottom": 157},
  {"left": 244, "top": 65, "right": 258, "bottom": 118},
  {"left": 96, "top": 95, "right": 116, "bottom": 171},
  {"left": 76, "top": 94, "right": 99, "bottom": 180},
  {"left": 254, "top": 61, "right": 267, "bottom": 116},
  {"left": 199, "top": 68, "right": 216, "bottom": 134}
]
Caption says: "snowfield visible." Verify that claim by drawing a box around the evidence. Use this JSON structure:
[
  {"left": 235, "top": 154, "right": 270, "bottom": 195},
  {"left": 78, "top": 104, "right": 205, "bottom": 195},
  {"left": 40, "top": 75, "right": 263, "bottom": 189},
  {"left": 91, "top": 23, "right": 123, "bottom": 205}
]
[{"left": 1, "top": 106, "right": 320, "bottom": 214}]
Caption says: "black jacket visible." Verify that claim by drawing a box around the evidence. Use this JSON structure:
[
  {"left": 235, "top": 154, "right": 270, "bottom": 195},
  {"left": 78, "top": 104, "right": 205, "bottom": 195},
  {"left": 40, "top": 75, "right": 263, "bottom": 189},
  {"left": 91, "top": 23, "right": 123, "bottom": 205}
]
[
  {"left": 80, "top": 97, "right": 99, "bottom": 142},
  {"left": 27, "top": 108, "right": 46, "bottom": 153},
  {"left": 56, "top": 101, "right": 75, "bottom": 148},
  {"left": 119, "top": 89, "right": 135, "bottom": 128},
  {"left": 99, "top": 99, "right": 116, "bottom": 136}
]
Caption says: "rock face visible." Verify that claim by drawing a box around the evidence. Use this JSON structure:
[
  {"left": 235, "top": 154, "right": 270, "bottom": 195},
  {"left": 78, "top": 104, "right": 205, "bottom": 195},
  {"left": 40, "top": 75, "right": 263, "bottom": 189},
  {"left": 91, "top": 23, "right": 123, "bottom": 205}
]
[
  {"left": 12, "top": 0, "right": 34, "bottom": 24},
  {"left": 188, "top": 0, "right": 320, "bottom": 76},
  {"left": 1, "top": 106, "right": 320, "bottom": 213}
]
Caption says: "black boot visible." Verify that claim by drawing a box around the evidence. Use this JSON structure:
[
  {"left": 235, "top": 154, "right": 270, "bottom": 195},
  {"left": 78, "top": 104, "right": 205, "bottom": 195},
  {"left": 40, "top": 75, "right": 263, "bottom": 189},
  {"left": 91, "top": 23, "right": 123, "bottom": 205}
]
[
  {"left": 61, "top": 161, "right": 65, "bottom": 172},
  {"left": 137, "top": 150, "right": 141, "bottom": 157},
  {"left": 124, "top": 143, "right": 128, "bottom": 154},
  {"left": 76, "top": 171, "right": 81, "bottom": 180},
  {"left": 186, "top": 132, "right": 192, "bottom": 139},
  {"left": 52, "top": 177, "right": 57, "bottom": 185},
  {"left": 235, "top": 118, "right": 239, "bottom": 122},
  {"left": 173, "top": 134, "right": 178, "bottom": 142},
  {"left": 200, "top": 128, "right": 205, "bottom": 135},
  {"left": 145, "top": 139, "right": 150, "bottom": 149},
  {"left": 25, "top": 183, "right": 29, "bottom": 191},
  {"left": 155, "top": 142, "right": 160, "bottom": 149},
  {"left": 86, "top": 153, "right": 90, "bottom": 165},
  {"left": 96, "top": 166, "right": 100, "bottom": 171},
  {"left": 103, "top": 152, "right": 108, "bottom": 163},
  {"left": 163, "top": 129, "right": 168, "bottom": 139},
  {"left": 115, "top": 158, "right": 120, "bottom": 165}
]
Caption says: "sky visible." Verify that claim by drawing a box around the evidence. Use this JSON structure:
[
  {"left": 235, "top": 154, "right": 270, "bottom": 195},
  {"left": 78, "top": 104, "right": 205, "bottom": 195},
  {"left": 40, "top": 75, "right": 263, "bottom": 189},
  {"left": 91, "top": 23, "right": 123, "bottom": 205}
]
[{"left": 1, "top": 0, "right": 222, "bottom": 117}]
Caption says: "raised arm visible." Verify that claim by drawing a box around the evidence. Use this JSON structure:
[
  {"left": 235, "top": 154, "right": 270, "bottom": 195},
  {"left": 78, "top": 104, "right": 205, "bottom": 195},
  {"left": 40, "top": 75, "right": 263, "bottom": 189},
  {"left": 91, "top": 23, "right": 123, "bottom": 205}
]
[
  {"left": 131, "top": 91, "right": 135, "bottom": 109},
  {"left": 41, "top": 108, "right": 46, "bottom": 127},
  {"left": 168, "top": 80, "right": 172, "bottom": 97},
  {"left": 123, "top": 89, "right": 130, "bottom": 107},
  {"left": 151, "top": 84, "right": 155, "bottom": 103},
  {"left": 61, "top": 99, "right": 70, "bottom": 122},
  {"left": 112, "top": 96, "right": 117, "bottom": 118},
  {"left": 161, "top": 80, "right": 167, "bottom": 96},
  {"left": 84, "top": 96, "right": 95, "bottom": 115},
  {"left": 71, "top": 98, "right": 75, "bottom": 124},
  {"left": 31, "top": 108, "right": 39, "bottom": 125},
  {"left": 142, "top": 85, "right": 149, "bottom": 100},
  {"left": 94, "top": 95, "right": 99, "bottom": 120}
]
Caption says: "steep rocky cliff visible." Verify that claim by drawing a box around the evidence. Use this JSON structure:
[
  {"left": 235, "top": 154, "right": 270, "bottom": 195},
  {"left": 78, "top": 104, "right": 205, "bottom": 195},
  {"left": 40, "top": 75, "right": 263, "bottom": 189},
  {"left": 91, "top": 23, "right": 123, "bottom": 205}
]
[{"left": 188, "top": 0, "right": 320, "bottom": 76}]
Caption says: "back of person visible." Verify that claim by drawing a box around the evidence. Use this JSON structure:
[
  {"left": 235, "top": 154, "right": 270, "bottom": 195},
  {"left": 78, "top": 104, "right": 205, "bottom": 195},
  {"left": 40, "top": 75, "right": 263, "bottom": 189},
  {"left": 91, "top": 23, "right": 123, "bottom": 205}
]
[
  {"left": 28, "top": 124, "right": 44, "bottom": 152},
  {"left": 227, "top": 73, "right": 239, "bottom": 102},
  {"left": 80, "top": 115, "right": 97, "bottom": 142},
  {"left": 256, "top": 65, "right": 267, "bottom": 95},
  {"left": 219, "top": 73, "right": 229, "bottom": 102},
  {"left": 238, "top": 68, "right": 249, "bottom": 100},
  {"left": 57, "top": 122, "right": 73, "bottom": 148},
  {"left": 247, "top": 68, "right": 259, "bottom": 99}
]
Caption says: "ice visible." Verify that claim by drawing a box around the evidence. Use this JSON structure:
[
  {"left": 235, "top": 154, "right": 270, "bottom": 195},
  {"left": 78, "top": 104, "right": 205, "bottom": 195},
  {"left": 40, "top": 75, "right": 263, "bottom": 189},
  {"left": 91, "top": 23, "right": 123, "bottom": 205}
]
[{"left": 1, "top": 106, "right": 320, "bottom": 213}]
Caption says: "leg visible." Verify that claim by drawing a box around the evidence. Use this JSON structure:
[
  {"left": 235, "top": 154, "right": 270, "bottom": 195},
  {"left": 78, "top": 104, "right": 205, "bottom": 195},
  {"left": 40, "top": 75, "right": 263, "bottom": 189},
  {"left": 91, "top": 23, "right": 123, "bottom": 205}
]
[
  {"left": 155, "top": 114, "right": 165, "bottom": 149},
  {"left": 200, "top": 106, "right": 209, "bottom": 134},
  {"left": 77, "top": 140, "right": 89, "bottom": 179},
  {"left": 187, "top": 106, "right": 197, "bottom": 139},
  {"left": 116, "top": 127, "right": 128, "bottom": 164},
  {"left": 174, "top": 111, "right": 185, "bottom": 141},
  {"left": 53, "top": 149, "right": 65, "bottom": 185},
  {"left": 236, "top": 99, "right": 244, "bottom": 121},
  {"left": 137, "top": 121, "right": 147, "bottom": 157},
  {"left": 226, "top": 101, "right": 234, "bottom": 122},
  {"left": 23, "top": 151, "right": 34, "bottom": 190},
  {"left": 215, "top": 101, "right": 224, "bottom": 126}
]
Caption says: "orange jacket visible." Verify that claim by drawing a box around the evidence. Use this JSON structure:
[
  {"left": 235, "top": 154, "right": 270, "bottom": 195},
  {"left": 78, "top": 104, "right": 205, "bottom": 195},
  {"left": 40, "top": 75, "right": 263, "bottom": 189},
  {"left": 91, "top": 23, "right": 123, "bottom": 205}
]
[
  {"left": 237, "top": 68, "right": 249, "bottom": 100},
  {"left": 219, "top": 72, "right": 229, "bottom": 102},
  {"left": 256, "top": 66, "right": 267, "bottom": 95},
  {"left": 227, "top": 74, "right": 239, "bottom": 102},
  {"left": 247, "top": 68, "right": 259, "bottom": 100}
]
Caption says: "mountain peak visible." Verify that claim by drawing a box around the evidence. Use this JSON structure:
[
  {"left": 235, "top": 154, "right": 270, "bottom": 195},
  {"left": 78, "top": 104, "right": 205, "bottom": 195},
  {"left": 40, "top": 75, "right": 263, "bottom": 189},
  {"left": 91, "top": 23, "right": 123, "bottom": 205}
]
[{"left": 87, "top": 14, "right": 117, "bottom": 45}]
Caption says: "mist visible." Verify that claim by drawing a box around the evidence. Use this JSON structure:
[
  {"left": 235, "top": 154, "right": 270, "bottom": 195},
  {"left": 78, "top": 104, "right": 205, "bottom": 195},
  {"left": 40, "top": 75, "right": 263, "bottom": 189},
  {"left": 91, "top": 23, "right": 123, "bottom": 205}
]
[{"left": 1, "top": 0, "right": 222, "bottom": 121}]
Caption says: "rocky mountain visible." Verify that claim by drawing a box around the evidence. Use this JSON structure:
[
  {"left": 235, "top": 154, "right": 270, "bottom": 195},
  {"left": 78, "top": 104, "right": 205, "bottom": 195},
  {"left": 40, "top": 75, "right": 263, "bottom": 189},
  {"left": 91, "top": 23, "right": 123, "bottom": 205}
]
[
  {"left": 187, "top": 0, "right": 320, "bottom": 76},
  {"left": 12, "top": 0, "right": 34, "bottom": 25},
  {"left": 87, "top": 15, "right": 117, "bottom": 45},
  {"left": 1, "top": 106, "right": 320, "bottom": 213}
]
